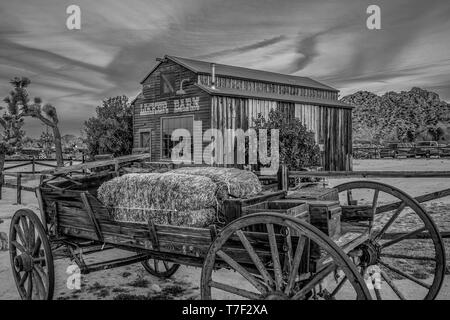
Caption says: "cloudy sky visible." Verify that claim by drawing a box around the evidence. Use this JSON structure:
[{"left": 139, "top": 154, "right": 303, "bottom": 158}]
[{"left": 1, "top": 0, "right": 449, "bottom": 136}]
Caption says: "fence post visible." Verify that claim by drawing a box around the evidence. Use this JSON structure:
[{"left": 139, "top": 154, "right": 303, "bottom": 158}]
[
  {"left": 277, "top": 164, "right": 288, "bottom": 191},
  {"left": 16, "top": 173, "right": 22, "bottom": 205},
  {"left": 0, "top": 172, "right": 3, "bottom": 200},
  {"left": 32, "top": 157, "right": 36, "bottom": 174}
]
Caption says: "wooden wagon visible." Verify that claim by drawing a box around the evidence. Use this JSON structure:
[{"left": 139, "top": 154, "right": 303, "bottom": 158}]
[{"left": 8, "top": 155, "right": 446, "bottom": 300}]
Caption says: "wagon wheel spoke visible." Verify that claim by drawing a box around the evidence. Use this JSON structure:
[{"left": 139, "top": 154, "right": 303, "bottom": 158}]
[
  {"left": 34, "top": 264, "right": 49, "bottom": 286},
  {"left": 32, "top": 237, "right": 42, "bottom": 258},
  {"left": 284, "top": 234, "right": 306, "bottom": 295},
  {"left": 26, "top": 274, "right": 33, "bottom": 300},
  {"left": 162, "top": 261, "right": 170, "bottom": 271},
  {"left": 32, "top": 267, "right": 47, "bottom": 299},
  {"left": 153, "top": 260, "right": 159, "bottom": 273},
  {"left": 373, "top": 202, "right": 406, "bottom": 241},
  {"left": 283, "top": 228, "right": 294, "bottom": 273},
  {"left": 291, "top": 263, "right": 336, "bottom": 300},
  {"left": 28, "top": 219, "right": 36, "bottom": 251},
  {"left": 14, "top": 224, "right": 27, "bottom": 246},
  {"left": 209, "top": 280, "right": 261, "bottom": 300},
  {"left": 378, "top": 260, "right": 431, "bottom": 289},
  {"left": 371, "top": 190, "right": 379, "bottom": 214},
  {"left": 236, "top": 230, "right": 274, "bottom": 288},
  {"left": 380, "top": 227, "right": 427, "bottom": 249},
  {"left": 266, "top": 223, "right": 283, "bottom": 291},
  {"left": 330, "top": 275, "right": 348, "bottom": 298},
  {"left": 380, "top": 253, "right": 435, "bottom": 261},
  {"left": 380, "top": 269, "right": 406, "bottom": 300},
  {"left": 19, "top": 271, "right": 29, "bottom": 288},
  {"left": 217, "top": 250, "right": 267, "bottom": 294},
  {"left": 20, "top": 217, "right": 30, "bottom": 246},
  {"left": 11, "top": 240, "right": 28, "bottom": 254}
]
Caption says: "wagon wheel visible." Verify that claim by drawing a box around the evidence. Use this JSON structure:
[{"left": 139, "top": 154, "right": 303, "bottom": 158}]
[
  {"left": 9, "top": 209, "right": 55, "bottom": 300},
  {"left": 336, "top": 181, "right": 445, "bottom": 300},
  {"left": 201, "top": 213, "right": 371, "bottom": 300},
  {"left": 141, "top": 259, "right": 180, "bottom": 278}
]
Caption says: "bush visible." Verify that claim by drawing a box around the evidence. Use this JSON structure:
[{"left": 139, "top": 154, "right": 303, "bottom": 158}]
[{"left": 253, "top": 109, "right": 320, "bottom": 170}]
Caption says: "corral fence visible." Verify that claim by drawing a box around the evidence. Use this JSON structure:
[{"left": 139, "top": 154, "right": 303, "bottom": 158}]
[
  {"left": 353, "top": 145, "right": 450, "bottom": 159},
  {"left": 0, "top": 157, "right": 84, "bottom": 204}
]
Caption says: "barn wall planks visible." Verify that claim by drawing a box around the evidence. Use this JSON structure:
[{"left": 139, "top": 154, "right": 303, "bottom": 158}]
[{"left": 210, "top": 96, "right": 352, "bottom": 171}]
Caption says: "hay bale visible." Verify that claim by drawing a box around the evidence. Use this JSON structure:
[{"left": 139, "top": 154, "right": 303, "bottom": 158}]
[
  {"left": 172, "top": 167, "right": 262, "bottom": 199},
  {"left": 97, "top": 173, "right": 217, "bottom": 227}
]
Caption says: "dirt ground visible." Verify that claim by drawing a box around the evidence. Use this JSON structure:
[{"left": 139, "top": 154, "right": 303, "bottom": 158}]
[{"left": 0, "top": 158, "right": 449, "bottom": 300}]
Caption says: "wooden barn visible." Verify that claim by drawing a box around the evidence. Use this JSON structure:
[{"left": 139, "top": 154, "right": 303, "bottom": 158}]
[{"left": 132, "top": 55, "right": 353, "bottom": 171}]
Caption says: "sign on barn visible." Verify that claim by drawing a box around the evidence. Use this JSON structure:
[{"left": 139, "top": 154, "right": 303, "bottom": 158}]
[
  {"left": 174, "top": 97, "right": 200, "bottom": 113},
  {"left": 140, "top": 101, "right": 168, "bottom": 115}
]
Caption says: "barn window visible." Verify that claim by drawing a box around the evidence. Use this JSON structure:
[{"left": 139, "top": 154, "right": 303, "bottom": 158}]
[
  {"left": 139, "top": 131, "right": 151, "bottom": 149},
  {"left": 160, "top": 73, "right": 176, "bottom": 95},
  {"left": 161, "top": 116, "right": 193, "bottom": 159}
]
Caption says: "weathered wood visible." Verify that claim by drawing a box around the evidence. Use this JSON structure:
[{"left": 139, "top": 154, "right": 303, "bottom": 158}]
[
  {"left": 266, "top": 223, "right": 283, "bottom": 290},
  {"left": 16, "top": 173, "right": 21, "bottom": 204},
  {"left": 80, "top": 193, "right": 104, "bottom": 242},
  {"left": 147, "top": 219, "right": 159, "bottom": 250},
  {"left": 35, "top": 188, "right": 47, "bottom": 232}
]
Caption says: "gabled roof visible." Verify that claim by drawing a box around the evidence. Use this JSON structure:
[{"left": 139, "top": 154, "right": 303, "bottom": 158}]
[
  {"left": 195, "top": 84, "right": 352, "bottom": 109},
  {"left": 141, "top": 55, "right": 338, "bottom": 92}
]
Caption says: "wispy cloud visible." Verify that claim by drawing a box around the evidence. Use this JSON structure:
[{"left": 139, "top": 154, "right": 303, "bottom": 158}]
[{"left": 0, "top": 0, "right": 449, "bottom": 136}]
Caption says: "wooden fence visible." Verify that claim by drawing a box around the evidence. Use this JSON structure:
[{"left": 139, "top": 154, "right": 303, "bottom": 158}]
[{"left": 0, "top": 157, "right": 81, "bottom": 204}]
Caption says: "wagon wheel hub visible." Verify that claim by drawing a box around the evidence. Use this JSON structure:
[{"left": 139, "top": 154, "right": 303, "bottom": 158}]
[
  {"left": 358, "top": 241, "right": 380, "bottom": 267},
  {"left": 14, "top": 253, "right": 33, "bottom": 272}
]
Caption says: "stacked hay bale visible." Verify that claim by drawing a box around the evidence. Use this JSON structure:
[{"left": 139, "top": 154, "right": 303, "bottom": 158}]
[
  {"left": 97, "top": 167, "right": 263, "bottom": 228},
  {"left": 97, "top": 173, "right": 217, "bottom": 227},
  {"left": 172, "top": 167, "right": 262, "bottom": 224},
  {"left": 172, "top": 167, "right": 262, "bottom": 199}
]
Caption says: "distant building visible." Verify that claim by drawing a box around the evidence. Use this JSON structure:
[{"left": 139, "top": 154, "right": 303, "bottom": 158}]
[{"left": 132, "top": 55, "right": 353, "bottom": 170}]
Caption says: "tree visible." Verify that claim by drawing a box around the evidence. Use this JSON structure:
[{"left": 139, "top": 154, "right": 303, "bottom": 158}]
[
  {"left": 253, "top": 108, "right": 320, "bottom": 170},
  {"left": 0, "top": 107, "right": 25, "bottom": 173},
  {"left": 83, "top": 95, "right": 133, "bottom": 158},
  {"left": 3, "top": 77, "right": 64, "bottom": 166}
]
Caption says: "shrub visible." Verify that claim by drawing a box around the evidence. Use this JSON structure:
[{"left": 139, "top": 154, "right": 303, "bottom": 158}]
[{"left": 253, "top": 108, "right": 320, "bottom": 170}]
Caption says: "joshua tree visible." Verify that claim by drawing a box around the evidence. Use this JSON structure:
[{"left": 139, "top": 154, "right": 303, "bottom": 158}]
[{"left": 3, "top": 77, "right": 64, "bottom": 166}]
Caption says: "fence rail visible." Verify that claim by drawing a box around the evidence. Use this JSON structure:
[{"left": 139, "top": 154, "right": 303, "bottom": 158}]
[
  {"left": 353, "top": 145, "right": 450, "bottom": 159},
  {"left": 0, "top": 157, "right": 82, "bottom": 204}
]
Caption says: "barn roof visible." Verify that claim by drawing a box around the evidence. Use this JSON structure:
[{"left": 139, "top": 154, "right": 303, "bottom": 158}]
[
  {"left": 195, "top": 83, "right": 353, "bottom": 109},
  {"left": 141, "top": 55, "right": 338, "bottom": 92}
]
